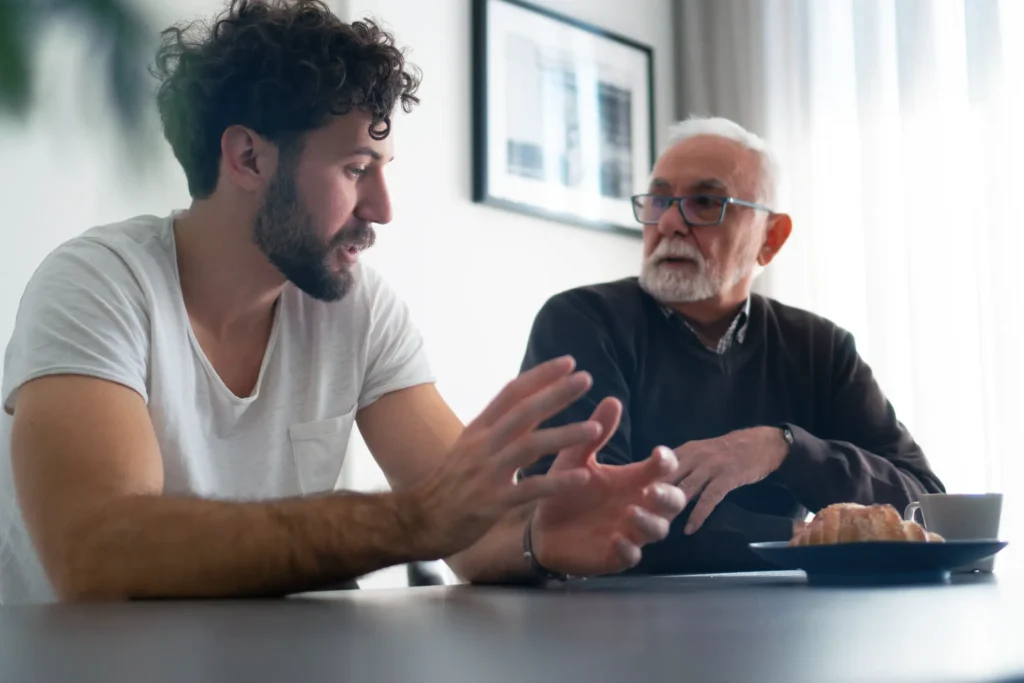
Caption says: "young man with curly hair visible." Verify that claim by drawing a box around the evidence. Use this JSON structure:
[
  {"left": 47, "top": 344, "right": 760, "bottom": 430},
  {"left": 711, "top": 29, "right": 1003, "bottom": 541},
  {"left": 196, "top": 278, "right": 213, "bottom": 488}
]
[{"left": 0, "top": 0, "right": 686, "bottom": 604}]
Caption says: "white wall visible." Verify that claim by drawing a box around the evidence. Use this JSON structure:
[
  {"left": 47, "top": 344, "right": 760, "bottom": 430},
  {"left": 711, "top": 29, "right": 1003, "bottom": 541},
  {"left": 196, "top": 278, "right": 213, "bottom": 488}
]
[
  {"left": 0, "top": 0, "right": 674, "bottom": 425},
  {"left": 0, "top": 0, "right": 674, "bottom": 586},
  {"left": 339, "top": 0, "right": 676, "bottom": 492},
  {"left": 342, "top": 0, "right": 676, "bottom": 587},
  {"left": 0, "top": 0, "right": 201, "bottom": 357}
]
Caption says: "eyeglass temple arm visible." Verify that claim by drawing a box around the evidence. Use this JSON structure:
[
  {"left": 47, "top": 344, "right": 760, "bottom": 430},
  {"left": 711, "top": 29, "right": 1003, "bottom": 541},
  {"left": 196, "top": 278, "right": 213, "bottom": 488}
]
[{"left": 727, "top": 197, "right": 774, "bottom": 214}]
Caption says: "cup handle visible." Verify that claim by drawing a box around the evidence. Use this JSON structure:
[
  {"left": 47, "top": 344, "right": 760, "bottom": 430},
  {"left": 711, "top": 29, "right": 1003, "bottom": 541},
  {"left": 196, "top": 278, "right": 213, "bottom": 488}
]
[{"left": 904, "top": 501, "right": 922, "bottom": 524}]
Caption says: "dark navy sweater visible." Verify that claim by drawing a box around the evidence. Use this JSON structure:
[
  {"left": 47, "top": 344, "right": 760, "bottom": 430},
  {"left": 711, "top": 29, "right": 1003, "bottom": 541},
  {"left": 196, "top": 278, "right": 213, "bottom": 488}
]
[{"left": 520, "top": 278, "right": 945, "bottom": 574}]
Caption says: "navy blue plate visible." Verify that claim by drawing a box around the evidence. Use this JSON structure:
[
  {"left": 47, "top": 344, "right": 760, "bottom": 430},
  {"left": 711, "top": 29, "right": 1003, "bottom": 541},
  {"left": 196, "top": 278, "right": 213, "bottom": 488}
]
[{"left": 748, "top": 539, "right": 1008, "bottom": 586}]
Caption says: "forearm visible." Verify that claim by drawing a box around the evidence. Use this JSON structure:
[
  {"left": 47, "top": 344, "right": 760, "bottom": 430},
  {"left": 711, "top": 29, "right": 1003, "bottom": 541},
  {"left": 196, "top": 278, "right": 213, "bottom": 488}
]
[
  {"left": 773, "top": 424, "right": 945, "bottom": 511},
  {"left": 445, "top": 505, "right": 534, "bottom": 584},
  {"left": 448, "top": 444, "right": 632, "bottom": 583},
  {"left": 51, "top": 490, "right": 424, "bottom": 601}
]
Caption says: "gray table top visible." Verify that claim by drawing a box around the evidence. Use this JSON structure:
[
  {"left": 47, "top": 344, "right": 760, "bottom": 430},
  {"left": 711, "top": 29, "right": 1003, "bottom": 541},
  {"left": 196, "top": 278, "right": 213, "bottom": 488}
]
[{"left": 2, "top": 571, "right": 1023, "bottom": 683}]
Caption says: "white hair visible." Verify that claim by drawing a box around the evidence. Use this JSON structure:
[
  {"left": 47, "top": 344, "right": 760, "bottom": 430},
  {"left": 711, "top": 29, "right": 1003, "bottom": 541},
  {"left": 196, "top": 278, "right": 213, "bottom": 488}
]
[{"left": 665, "top": 116, "right": 779, "bottom": 207}]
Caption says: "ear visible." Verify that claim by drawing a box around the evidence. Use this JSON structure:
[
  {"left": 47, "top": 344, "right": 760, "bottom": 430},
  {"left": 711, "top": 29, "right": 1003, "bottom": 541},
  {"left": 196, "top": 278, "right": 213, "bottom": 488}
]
[
  {"left": 220, "top": 125, "right": 276, "bottom": 193},
  {"left": 757, "top": 213, "right": 792, "bottom": 266}
]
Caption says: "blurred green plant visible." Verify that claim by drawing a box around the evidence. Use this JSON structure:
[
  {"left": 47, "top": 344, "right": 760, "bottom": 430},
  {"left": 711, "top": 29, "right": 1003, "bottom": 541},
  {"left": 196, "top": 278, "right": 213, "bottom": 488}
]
[{"left": 0, "top": 0, "right": 158, "bottom": 145}]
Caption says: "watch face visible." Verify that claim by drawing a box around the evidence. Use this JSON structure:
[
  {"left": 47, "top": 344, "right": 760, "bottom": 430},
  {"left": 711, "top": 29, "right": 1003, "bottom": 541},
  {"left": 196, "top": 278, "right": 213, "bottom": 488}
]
[{"left": 783, "top": 427, "right": 794, "bottom": 444}]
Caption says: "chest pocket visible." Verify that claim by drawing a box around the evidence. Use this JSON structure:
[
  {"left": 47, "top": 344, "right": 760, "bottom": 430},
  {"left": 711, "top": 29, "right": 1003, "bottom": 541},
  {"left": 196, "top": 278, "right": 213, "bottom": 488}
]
[{"left": 288, "top": 407, "right": 357, "bottom": 494}]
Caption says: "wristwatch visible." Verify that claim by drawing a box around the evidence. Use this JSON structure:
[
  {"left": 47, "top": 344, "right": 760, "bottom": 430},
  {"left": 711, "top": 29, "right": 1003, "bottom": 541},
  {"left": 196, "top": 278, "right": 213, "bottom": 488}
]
[
  {"left": 780, "top": 424, "right": 795, "bottom": 448},
  {"left": 522, "top": 513, "right": 569, "bottom": 582}
]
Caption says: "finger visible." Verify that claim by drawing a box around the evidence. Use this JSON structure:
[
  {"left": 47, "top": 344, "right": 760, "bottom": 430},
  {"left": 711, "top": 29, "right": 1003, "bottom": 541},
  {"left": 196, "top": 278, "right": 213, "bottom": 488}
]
[
  {"left": 611, "top": 534, "right": 642, "bottom": 570},
  {"left": 549, "top": 397, "right": 622, "bottom": 472},
  {"left": 612, "top": 446, "right": 678, "bottom": 488},
  {"left": 641, "top": 482, "right": 688, "bottom": 519},
  {"left": 684, "top": 485, "right": 729, "bottom": 535},
  {"left": 471, "top": 356, "right": 575, "bottom": 429},
  {"left": 644, "top": 446, "right": 679, "bottom": 481},
  {"left": 486, "top": 371, "right": 593, "bottom": 450},
  {"left": 622, "top": 505, "right": 671, "bottom": 546},
  {"left": 502, "top": 468, "right": 591, "bottom": 508},
  {"left": 671, "top": 446, "right": 700, "bottom": 485},
  {"left": 498, "top": 421, "right": 603, "bottom": 472},
  {"left": 679, "top": 465, "right": 713, "bottom": 504}
]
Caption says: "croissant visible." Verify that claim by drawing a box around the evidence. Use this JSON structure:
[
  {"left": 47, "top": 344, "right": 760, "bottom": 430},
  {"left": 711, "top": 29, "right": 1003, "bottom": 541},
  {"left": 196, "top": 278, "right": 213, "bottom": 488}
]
[{"left": 790, "top": 502, "right": 944, "bottom": 546}]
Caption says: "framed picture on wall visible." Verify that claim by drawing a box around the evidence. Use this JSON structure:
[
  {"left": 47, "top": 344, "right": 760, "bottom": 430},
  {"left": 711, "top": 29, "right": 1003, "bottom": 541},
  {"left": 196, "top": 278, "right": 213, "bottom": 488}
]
[{"left": 472, "top": 0, "right": 655, "bottom": 236}]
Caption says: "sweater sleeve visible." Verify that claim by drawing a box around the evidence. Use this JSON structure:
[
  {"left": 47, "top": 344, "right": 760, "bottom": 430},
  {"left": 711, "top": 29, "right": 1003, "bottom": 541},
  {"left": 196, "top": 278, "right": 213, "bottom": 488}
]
[
  {"left": 771, "top": 328, "right": 945, "bottom": 512},
  {"left": 518, "top": 292, "right": 635, "bottom": 477}
]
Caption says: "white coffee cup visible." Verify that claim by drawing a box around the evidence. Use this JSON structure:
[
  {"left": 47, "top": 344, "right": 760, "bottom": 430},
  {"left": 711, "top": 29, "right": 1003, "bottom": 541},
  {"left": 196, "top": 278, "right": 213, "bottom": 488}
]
[{"left": 904, "top": 493, "right": 1003, "bottom": 572}]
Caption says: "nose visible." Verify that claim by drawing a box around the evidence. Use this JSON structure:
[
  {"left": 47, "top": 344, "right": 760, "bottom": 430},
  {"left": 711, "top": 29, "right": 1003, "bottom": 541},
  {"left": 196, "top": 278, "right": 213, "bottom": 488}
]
[
  {"left": 357, "top": 171, "right": 393, "bottom": 225},
  {"left": 657, "top": 201, "right": 689, "bottom": 239}
]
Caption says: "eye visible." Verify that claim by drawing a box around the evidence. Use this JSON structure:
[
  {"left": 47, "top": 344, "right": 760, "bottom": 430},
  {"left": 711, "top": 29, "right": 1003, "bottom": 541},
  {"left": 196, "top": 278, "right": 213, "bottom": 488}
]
[
  {"left": 652, "top": 195, "right": 673, "bottom": 209},
  {"left": 692, "top": 195, "right": 717, "bottom": 208},
  {"left": 346, "top": 166, "right": 368, "bottom": 179}
]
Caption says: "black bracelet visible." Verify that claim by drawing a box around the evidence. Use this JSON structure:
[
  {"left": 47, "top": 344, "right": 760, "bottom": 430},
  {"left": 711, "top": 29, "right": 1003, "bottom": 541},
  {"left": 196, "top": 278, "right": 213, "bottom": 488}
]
[{"left": 522, "top": 512, "right": 569, "bottom": 582}]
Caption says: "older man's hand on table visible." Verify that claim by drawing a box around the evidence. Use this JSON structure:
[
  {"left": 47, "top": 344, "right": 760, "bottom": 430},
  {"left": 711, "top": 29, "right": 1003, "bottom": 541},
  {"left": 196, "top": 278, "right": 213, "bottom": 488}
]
[
  {"left": 530, "top": 397, "right": 687, "bottom": 577},
  {"left": 673, "top": 426, "right": 790, "bottom": 534}
]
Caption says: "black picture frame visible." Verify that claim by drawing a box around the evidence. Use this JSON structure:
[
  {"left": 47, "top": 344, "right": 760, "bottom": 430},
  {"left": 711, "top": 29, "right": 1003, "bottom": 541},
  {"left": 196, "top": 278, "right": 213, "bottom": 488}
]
[{"left": 472, "top": 0, "right": 655, "bottom": 237}]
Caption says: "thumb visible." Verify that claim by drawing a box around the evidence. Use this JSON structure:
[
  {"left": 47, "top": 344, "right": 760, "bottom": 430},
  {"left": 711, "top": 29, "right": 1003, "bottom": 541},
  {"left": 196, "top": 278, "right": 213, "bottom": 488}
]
[{"left": 549, "top": 397, "right": 622, "bottom": 472}]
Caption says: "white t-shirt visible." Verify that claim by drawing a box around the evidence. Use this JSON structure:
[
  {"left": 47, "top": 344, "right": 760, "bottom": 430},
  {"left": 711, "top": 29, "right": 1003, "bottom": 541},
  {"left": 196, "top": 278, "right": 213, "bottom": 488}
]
[{"left": 0, "top": 213, "right": 434, "bottom": 604}]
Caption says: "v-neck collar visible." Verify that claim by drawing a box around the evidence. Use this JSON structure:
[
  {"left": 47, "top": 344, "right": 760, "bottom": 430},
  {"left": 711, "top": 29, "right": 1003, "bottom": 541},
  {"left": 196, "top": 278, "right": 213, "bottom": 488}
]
[{"left": 166, "top": 212, "right": 285, "bottom": 403}]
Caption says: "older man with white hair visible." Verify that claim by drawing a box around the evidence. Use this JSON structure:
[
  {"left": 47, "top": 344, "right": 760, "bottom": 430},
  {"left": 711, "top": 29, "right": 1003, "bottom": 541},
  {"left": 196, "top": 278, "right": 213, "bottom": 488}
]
[{"left": 518, "top": 116, "right": 945, "bottom": 576}]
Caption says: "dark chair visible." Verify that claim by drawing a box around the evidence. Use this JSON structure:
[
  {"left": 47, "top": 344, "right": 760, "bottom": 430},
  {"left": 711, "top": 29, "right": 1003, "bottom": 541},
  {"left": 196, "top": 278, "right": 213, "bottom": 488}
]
[{"left": 406, "top": 560, "right": 446, "bottom": 587}]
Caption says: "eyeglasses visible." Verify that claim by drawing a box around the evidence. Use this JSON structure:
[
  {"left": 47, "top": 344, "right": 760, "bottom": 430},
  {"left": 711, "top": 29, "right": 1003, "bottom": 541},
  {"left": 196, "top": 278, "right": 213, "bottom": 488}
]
[{"left": 631, "top": 193, "right": 774, "bottom": 227}]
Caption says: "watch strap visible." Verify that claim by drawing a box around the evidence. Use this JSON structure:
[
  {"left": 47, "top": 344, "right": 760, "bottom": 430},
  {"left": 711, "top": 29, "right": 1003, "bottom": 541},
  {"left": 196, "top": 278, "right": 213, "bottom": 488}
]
[{"left": 522, "top": 513, "right": 568, "bottom": 582}]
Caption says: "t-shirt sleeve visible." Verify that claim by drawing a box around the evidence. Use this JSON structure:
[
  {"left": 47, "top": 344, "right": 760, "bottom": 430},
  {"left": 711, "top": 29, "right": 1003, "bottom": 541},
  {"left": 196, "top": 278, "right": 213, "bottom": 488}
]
[
  {"left": 357, "top": 269, "right": 435, "bottom": 410},
  {"left": 2, "top": 239, "right": 150, "bottom": 414}
]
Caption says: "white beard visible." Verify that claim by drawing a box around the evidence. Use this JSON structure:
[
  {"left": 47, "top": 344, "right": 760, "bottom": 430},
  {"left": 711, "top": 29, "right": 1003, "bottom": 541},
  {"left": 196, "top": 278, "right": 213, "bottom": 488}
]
[{"left": 639, "top": 238, "right": 753, "bottom": 304}]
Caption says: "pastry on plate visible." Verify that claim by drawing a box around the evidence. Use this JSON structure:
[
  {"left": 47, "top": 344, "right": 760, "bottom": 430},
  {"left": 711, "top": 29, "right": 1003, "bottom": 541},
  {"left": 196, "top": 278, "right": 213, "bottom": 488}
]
[{"left": 790, "top": 502, "right": 944, "bottom": 546}]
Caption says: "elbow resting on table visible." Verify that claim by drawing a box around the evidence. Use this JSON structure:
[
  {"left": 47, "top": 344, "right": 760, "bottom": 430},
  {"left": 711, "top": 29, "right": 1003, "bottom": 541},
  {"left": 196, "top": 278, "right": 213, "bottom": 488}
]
[
  {"left": 30, "top": 502, "right": 140, "bottom": 603},
  {"left": 45, "top": 544, "right": 131, "bottom": 603}
]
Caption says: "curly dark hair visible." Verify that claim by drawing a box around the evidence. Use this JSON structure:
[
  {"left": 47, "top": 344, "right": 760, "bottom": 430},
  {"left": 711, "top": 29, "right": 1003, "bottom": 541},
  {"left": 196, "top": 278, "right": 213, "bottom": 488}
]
[{"left": 152, "top": 0, "right": 421, "bottom": 198}]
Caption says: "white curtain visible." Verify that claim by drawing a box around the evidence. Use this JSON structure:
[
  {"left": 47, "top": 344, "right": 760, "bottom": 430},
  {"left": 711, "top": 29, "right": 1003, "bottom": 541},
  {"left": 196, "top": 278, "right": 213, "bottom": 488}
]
[{"left": 677, "top": 0, "right": 1024, "bottom": 571}]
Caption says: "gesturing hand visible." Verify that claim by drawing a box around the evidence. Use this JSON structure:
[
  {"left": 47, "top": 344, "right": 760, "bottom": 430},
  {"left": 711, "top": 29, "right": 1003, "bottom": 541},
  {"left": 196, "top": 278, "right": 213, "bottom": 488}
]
[
  {"left": 409, "top": 356, "right": 605, "bottom": 559},
  {"left": 674, "top": 426, "right": 789, "bottom": 534},
  {"left": 531, "top": 397, "right": 687, "bottom": 577}
]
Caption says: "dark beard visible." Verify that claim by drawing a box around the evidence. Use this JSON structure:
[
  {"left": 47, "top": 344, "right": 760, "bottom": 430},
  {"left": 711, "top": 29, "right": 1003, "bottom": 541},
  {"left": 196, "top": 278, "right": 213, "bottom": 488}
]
[{"left": 251, "top": 164, "right": 376, "bottom": 302}]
